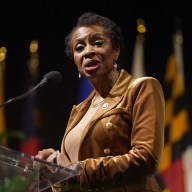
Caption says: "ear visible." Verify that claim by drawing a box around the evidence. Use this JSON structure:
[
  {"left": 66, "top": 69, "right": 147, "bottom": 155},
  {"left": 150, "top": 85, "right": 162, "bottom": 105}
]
[{"left": 113, "top": 47, "right": 120, "bottom": 61}]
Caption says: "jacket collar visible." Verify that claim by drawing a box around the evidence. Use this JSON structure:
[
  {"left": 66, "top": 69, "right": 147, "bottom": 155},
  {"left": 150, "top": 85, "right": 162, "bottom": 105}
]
[{"left": 65, "top": 69, "right": 132, "bottom": 134}]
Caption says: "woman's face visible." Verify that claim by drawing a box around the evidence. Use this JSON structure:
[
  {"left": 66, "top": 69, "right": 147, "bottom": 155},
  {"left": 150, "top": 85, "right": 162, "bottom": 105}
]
[{"left": 71, "top": 25, "right": 119, "bottom": 79}]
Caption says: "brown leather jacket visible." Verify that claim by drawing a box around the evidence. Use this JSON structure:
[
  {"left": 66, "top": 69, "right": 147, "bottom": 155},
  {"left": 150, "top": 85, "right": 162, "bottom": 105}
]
[{"left": 53, "top": 69, "right": 165, "bottom": 192}]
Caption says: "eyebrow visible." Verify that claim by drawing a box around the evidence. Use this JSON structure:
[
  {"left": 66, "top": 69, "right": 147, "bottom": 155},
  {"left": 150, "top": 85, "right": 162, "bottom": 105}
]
[{"left": 75, "top": 32, "right": 105, "bottom": 42}]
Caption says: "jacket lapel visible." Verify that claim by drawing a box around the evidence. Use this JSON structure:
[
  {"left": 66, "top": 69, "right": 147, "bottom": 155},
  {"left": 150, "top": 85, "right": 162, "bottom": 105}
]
[{"left": 64, "top": 69, "right": 133, "bottom": 144}]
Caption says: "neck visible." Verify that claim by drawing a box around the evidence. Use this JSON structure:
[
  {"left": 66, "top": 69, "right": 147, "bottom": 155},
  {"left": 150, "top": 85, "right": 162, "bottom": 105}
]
[{"left": 91, "top": 69, "right": 120, "bottom": 97}]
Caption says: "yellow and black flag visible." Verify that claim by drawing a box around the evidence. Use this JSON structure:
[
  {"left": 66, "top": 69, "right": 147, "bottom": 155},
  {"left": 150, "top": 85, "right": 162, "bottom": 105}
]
[{"left": 156, "top": 30, "right": 192, "bottom": 192}]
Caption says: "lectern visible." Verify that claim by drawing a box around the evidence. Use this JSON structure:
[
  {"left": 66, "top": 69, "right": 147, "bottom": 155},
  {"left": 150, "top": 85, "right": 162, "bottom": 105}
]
[{"left": 0, "top": 145, "right": 80, "bottom": 192}]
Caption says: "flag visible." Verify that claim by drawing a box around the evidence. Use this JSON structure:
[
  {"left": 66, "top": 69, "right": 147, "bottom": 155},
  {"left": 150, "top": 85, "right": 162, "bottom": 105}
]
[
  {"left": 131, "top": 18, "right": 146, "bottom": 78},
  {"left": 0, "top": 47, "right": 7, "bottom": 146},
  {"left": 18, "top": 40, "right": 41, "bottom": 156},
  {"left": 77, "top": 76, "right": 93, "bottom": 104},
  {"left": 156, "top": 30, "right": 192, "bottom": 192}
]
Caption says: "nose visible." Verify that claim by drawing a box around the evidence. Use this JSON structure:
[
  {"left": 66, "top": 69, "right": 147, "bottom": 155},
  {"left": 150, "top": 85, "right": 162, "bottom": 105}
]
[{"left": 84, "top": 45, "right": 95, "bottom": 58}]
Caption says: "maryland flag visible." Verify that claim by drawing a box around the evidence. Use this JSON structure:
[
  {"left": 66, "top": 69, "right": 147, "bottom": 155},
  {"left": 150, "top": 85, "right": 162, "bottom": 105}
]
[{"left": 156, "top": 30, "right": 192, "bottom": 191}]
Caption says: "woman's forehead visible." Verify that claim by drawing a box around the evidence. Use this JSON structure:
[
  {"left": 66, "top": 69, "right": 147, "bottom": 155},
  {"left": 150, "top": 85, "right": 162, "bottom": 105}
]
[{"left": 72, "top": 26, "right": 109, "bottom": 40}]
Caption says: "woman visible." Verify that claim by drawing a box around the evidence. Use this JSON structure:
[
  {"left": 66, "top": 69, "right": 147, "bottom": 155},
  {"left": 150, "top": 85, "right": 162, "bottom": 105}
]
[{"left": 36, "top": 12, "right": 165, "bottom": 191}]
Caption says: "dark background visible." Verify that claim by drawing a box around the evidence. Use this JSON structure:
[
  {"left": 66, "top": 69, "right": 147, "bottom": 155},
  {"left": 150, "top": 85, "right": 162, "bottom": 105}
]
[{"left": 1, "top": 1, "right": 192, "bottom": 152}]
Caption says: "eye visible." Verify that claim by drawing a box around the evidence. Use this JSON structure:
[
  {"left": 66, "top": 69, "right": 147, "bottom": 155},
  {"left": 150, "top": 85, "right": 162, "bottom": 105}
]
[
  {"left": 75, "top": 44, "right": 84, "bottom": 52},
  {"left": 94, "top": 40, "right": 103, "bottom": 46}
]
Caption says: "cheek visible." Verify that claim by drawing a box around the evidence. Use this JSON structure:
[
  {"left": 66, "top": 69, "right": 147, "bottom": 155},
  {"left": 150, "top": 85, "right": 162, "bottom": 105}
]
[
  {"left": 103, "top": 48, "right": 116, "bottom": 63},
  {"left": 73, "top": 54, "right": 81, "bottom": 67},
  {"left": 102, "top": 53, "right": 114, "bottom": 67}
]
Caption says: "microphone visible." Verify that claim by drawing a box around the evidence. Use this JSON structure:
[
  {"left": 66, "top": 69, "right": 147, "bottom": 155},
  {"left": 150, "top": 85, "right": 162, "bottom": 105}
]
[{"left": 0, "top": 71, "right": 62, "bottom": 109}]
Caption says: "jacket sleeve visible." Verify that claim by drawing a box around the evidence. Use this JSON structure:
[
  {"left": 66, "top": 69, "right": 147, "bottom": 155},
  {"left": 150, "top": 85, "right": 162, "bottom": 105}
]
[{"left": 78, "top": 77, "right": 165, "bottom": 191}]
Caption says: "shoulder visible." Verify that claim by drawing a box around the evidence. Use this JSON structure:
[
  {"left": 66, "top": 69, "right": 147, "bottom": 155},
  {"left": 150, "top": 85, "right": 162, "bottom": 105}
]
[
  {"left": 129, "top": 76, "right": 162, "bottom": 89},
  {"left": 127, "top": 76, "right": 164, "bottom": 99},
  {"left": 120, "top": 69, "right": 162, "bottom": 89}
]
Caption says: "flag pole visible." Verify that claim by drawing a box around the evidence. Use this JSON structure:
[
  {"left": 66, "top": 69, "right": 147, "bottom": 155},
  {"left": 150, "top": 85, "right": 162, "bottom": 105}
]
[
  {"left": 18, "top": 39, "right": 41, "bottom": 156},
  {"left": 131, "top": 18, "right": 146, "bottom": 78},
  {"left": 0, "top": 47, "right": 7, "bottom": 146}
]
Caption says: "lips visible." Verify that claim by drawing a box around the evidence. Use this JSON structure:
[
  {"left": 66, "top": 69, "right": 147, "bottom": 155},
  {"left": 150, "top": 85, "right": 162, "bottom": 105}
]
[{"left": 84, "top": 60, "right": 100, "bottom": 71}]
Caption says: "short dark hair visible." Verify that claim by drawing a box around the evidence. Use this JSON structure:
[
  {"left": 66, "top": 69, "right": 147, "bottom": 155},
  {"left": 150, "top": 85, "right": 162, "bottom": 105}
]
[{"left": 65, "top": 12, "right": 125, "bottom": 67}]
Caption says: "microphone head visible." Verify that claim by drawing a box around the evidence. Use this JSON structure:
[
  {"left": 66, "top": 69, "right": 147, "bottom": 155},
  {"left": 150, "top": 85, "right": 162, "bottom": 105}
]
[{"left": 43, "top": 71, "right": 62, "bottom": 86}]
